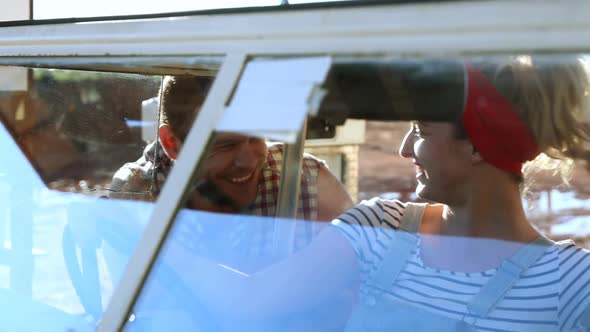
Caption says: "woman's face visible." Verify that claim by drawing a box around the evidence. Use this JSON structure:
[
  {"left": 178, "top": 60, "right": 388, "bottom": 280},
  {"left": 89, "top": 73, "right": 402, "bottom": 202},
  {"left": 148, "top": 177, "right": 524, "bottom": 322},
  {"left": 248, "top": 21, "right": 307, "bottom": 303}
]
[{"left": 399, "top": 122, "right": 473, "bottom": 205}]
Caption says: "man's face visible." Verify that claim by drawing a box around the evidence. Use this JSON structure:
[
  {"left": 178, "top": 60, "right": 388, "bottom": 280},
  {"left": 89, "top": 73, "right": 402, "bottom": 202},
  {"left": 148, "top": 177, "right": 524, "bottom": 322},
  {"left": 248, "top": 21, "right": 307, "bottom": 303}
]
[{"left": 195, "top": 132, "right": 268, "bottom": 210}]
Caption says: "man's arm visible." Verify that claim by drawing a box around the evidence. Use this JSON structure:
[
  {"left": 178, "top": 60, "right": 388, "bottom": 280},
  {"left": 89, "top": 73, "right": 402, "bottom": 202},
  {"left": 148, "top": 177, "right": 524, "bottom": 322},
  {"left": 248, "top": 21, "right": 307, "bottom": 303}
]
[{"left": 316, "top": 165, "right": 354, "bottom": 221}]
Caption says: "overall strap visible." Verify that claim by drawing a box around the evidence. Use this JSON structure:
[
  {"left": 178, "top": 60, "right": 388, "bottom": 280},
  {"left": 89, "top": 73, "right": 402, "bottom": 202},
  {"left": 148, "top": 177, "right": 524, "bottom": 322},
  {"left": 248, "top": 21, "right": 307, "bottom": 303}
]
[
  {"left": 466, "top": 235, "right": 554, "bottom": 318},
  {"left": 400, "top": 202, "right": 427, "bottom": 233},
  {"left": 364, "top": 203, "right": 427, "bottom": 305}
]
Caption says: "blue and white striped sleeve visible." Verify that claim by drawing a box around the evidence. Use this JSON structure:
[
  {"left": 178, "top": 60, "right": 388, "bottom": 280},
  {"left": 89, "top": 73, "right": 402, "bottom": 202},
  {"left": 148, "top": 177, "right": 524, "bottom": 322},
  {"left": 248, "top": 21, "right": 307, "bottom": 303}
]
[
  {"left": 331, "top": 198, "right": 405, "bottom": 278},
  {"left": 557, "top": 242, "right": 590, "bottom": 331}
]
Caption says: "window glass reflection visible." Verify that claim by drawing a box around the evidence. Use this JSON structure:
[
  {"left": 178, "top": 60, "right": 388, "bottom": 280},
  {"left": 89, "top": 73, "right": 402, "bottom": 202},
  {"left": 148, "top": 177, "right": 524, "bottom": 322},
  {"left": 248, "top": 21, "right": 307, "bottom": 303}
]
[
  {"left": 0, "top": 66, "right": 165, "bottom": 331},
  {"left": 124, "top": 72, "right": 354, "bottom": 330},
  {"left": 130, "top": 55, "right": 590, "bottom": 331}
]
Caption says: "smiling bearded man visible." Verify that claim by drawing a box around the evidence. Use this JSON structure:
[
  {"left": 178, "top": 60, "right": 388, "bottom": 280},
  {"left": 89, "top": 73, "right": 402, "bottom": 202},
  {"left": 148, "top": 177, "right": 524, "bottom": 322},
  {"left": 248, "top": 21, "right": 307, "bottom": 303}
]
[{"left": 109, "top": 75, "right": 353, "bottom": 253}]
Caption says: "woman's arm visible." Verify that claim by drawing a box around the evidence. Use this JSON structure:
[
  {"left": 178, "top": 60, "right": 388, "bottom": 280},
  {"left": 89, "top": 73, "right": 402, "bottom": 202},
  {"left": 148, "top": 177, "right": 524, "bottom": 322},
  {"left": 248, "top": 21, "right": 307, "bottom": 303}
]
[{"left": 162, "top": 225, "right": 360, "bottom": 320}]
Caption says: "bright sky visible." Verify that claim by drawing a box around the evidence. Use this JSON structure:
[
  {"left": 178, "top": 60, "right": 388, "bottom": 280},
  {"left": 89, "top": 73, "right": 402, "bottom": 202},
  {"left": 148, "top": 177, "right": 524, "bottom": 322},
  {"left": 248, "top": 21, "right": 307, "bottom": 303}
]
[{"left": 33, "top": 0, "right": 344, "bottom": 19}]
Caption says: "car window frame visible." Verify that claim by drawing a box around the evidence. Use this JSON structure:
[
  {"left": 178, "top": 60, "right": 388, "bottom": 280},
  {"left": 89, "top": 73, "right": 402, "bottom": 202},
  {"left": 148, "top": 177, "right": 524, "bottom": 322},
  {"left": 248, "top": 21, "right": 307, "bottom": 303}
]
[{"left": 0, "top": 1, "right": 589, "bottom": 330}]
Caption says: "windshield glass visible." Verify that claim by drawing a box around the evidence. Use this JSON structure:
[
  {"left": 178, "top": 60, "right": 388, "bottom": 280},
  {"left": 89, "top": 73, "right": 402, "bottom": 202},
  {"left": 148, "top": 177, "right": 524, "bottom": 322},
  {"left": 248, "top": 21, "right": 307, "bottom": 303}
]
[
  {"left": 0, "top": 64, "right": 220, "bottom": 331},
  {"left": 126, "top": 55, "right": 590, "bottom": 331}
]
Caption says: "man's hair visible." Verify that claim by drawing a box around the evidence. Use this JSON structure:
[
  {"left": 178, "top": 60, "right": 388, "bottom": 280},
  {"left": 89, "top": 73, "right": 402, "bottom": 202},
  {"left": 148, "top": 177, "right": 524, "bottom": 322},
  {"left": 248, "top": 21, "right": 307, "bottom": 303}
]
[{"left": 159, "top": 75, "right": 213, "bottom": 141}]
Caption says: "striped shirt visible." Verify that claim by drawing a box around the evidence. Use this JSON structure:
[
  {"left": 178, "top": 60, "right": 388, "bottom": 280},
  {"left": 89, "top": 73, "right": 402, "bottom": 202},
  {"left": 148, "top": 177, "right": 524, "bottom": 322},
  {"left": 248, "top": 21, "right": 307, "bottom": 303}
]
[{"left": 332, "top": 198, "right": 590, "bottom": 331}]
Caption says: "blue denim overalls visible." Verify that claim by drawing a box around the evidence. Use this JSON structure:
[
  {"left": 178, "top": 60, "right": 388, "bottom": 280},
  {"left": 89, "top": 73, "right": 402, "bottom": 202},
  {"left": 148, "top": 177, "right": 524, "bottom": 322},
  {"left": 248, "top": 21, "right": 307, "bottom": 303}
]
[{"left": 345, "top": 203, "right": 553, "bottom": 331}]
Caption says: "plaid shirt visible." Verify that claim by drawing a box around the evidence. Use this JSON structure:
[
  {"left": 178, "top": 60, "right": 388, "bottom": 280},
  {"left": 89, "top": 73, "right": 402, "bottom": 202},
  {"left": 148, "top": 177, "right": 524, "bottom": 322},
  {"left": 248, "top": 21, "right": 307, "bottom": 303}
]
[
  {"left": 234, "top": 143, "right": 324, "bottom": 255},
  {"left": 250, "top": 143, "right": 320, "bottom": 220}
]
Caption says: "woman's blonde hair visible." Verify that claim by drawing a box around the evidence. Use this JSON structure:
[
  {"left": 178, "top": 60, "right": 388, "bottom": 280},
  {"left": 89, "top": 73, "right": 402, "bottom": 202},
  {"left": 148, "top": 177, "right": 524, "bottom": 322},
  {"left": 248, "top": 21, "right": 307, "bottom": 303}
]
[
  {"left": 475, "top": 55, "right": 590, "bottom": 183},
  {"left": 492, "top": 55, "right": 590, "bottom": 161}
]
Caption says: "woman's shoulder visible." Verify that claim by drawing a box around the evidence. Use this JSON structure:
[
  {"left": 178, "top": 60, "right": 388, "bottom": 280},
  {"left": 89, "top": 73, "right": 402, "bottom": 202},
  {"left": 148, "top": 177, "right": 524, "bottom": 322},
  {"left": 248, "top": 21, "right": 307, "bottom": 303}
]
[
  {"left": 346, "top": 198, "right": 407, "bottom": 229},
  {"left": 552, "top": 241, "right": 590, "bottom": 330},
  {"left": 357, "top": 197, "right": 406, "bottom": 209},
  {"left": 554, "top": 240, "right": 590, "bottom": 288},
  {"left": 555, "top": 239, "right": 590, "bottom": 261}
]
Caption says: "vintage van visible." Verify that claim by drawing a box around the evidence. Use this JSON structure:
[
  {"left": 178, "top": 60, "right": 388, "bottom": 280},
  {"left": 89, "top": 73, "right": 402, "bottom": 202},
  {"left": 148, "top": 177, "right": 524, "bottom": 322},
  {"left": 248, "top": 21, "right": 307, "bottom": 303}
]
[{"left": 0, "top": 0, "right": 589, "bottom": 331}]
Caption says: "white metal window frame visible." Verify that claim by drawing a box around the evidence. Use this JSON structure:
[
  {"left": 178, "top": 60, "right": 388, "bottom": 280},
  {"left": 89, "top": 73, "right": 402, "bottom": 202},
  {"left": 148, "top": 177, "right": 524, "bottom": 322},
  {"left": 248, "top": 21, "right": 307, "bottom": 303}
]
[
  {"left": 1, "top": 0, "right": 590, "bottom": 57},
  {"left": 99, "top": 53, "right": 247, "bottom": 331},
  {"left": 0, "top": 0, "right": 589, "bottom": 330}
]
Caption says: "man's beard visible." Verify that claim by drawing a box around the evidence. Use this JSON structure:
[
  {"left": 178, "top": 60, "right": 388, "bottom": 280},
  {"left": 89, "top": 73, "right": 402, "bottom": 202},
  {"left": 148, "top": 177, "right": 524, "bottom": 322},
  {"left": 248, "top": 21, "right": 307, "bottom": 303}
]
[{"left": 191, "top": 178, "right": 242, "bottom": 212}]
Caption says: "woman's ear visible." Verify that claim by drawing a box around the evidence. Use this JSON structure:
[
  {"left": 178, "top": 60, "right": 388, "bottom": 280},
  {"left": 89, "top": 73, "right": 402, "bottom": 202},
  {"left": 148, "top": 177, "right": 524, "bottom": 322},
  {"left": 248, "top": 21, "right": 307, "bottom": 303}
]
[{"left": 158, "top": 125, "right": 181, "bottom": 160}]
